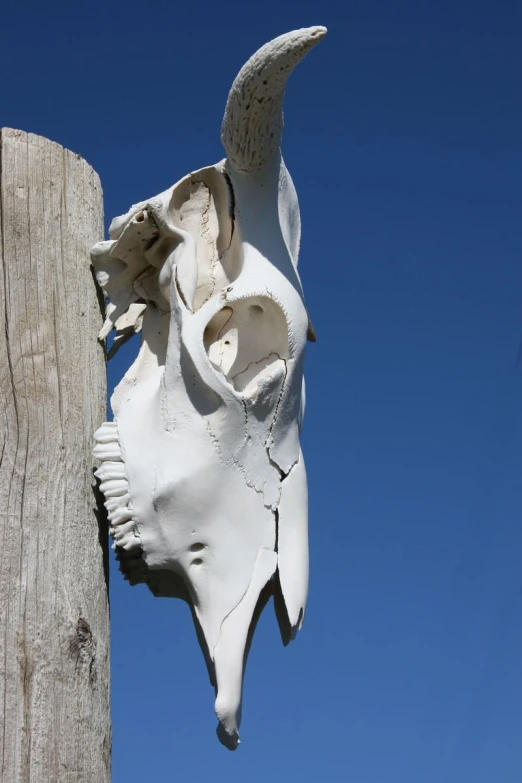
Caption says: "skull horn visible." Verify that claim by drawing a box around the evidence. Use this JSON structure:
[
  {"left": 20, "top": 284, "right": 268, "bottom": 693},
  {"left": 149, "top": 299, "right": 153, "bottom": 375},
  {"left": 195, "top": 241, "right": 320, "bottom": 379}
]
[{"left": 221, "top": 26, "right": 327, "bottom": 172}]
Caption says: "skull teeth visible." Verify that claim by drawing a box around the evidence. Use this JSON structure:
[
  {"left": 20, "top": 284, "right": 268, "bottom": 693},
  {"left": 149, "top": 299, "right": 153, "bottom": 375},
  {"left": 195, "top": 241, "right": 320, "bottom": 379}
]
[
  {"left": 94, "top": 421, "right": 118, "bottom": 443},
  {"left": 94, "top": 420, "right": 142, "bottom": 557},
  {"left": 104, "top": 494, "right": 130, "bottom": 512},
  {"left": 110, "top": 520, "right": 136, "bottom": 538},
  {"left": 108, "top": 507, "right": 133, "bottom": 525},
  {"left": 93, "top": 442, "right": 122, "bottom": 460},
  {"left": 95, "top": 461, "right": 126, "bottom": 482},
  {"left": 119, "top": 537, "right": 141, "bottom": 553},
  {"left": 100, "top": 479, "right": 129, "bottom": 498}
]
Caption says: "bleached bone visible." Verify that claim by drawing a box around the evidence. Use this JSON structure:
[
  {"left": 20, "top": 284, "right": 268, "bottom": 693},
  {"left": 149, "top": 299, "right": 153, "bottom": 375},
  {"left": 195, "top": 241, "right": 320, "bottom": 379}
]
[{"left": 92, "top": 25, "right": 326, "bottom": 749}]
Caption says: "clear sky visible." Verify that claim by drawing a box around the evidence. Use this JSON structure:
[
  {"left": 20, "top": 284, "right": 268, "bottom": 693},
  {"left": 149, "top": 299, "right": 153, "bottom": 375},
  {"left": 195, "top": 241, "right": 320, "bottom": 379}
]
[{"left": 2, "top": 0, "right": 521, "bottom": 780}]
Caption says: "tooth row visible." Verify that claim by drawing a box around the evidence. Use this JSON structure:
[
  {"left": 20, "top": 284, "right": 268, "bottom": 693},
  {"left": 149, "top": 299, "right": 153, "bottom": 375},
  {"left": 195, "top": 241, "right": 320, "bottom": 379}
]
[
  {"left": 110, "top": 524, "right": 141, "bottom": 552},
  {"left": 109, "top": 507, "right": 133, "bottom": 525},
  {"left": 94, "top": 421, "right": 119, "bottom": 444},
  {"left": 99, "top": 478, "right": 129, "bottom": 497},
  {"left": 112, "top": 520, "right": 136, "bottom": 539},
  {"left": 93, "top": 420, "right": 143, "bottom": 557},
  {"left": 104, "top": 494, "right": 130, "bottom": 512},
  {"left": 95, "top": 461, "right": 126, "bottom": 481},
  {"left": 93, "top": 442, "right": 122, "bottom": 460}
]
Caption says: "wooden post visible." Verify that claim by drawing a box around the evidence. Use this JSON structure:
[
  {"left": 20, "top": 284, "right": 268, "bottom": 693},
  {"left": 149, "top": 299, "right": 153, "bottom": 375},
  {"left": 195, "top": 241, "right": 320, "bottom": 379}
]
[{"left": 0, "top": 129, "right": 110, "bottom": 782}]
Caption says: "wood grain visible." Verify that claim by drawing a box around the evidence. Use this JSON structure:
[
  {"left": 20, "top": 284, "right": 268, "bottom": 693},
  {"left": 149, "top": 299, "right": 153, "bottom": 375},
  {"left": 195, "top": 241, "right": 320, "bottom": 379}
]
[{"left": 0, "top": 129, "right": 110, "bottom": 782}]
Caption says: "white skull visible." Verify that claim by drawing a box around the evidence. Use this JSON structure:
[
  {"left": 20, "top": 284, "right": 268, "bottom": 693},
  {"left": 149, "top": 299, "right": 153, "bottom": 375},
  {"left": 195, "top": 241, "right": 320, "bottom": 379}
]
[{"left": 92, "top": 26, "right": 325, "bottom": 749}]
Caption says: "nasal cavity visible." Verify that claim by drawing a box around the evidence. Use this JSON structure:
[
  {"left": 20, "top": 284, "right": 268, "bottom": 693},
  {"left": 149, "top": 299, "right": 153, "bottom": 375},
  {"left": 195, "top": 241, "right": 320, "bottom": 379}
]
[{"left": 190, "top": 542, "right": 205, "bottom": 552}]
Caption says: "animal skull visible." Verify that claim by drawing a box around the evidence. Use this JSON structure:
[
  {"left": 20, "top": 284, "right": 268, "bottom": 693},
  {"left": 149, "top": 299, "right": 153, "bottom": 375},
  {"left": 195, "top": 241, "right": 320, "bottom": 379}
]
[{"left": 92, "top": 26, "right": 326, "bottom": 749}]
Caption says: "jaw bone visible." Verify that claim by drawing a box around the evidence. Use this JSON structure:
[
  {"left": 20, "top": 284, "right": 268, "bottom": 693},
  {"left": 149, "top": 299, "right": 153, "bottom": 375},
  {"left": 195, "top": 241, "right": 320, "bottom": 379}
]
[{"left": 92, "top": 26, "right": 326, "bottom": 749}]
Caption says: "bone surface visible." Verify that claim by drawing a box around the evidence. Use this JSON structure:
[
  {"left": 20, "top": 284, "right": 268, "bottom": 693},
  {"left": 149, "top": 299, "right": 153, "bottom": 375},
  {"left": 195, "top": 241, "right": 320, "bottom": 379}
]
[{"left": 92, "top": 25, "right": 326, "bottom": 749}]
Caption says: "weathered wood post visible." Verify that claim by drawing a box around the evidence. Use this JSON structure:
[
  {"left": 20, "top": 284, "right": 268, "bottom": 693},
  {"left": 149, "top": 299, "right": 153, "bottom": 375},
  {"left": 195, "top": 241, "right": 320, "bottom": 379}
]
[{"left": 0, "top": 129, "right": 110, "bottom": 782}]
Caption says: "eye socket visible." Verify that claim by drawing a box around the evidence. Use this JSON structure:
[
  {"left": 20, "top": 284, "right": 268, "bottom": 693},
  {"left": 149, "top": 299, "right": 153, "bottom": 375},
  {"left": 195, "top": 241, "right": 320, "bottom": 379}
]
[{"left": 204, "top": 296, "right": 289, "bottom": 393}]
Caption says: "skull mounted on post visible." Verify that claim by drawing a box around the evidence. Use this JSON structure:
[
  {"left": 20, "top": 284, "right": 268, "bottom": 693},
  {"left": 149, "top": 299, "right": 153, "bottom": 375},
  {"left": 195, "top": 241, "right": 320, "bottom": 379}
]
[{"left": 92, "top": 26, "right": 326, "bottom": 749}]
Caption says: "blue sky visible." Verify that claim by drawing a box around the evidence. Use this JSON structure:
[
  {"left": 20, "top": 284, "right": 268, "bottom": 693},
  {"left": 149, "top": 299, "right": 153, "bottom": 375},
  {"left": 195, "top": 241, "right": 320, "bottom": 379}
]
[{"left": 2, "top": 0, "right": 521, "bottom": 780}]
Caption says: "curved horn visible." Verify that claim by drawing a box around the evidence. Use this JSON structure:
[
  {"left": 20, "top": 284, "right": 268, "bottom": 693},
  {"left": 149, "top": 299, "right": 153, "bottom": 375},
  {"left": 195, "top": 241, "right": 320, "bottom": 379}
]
[{"left": 221, "top": 26, "right": 327, "bottom": 172}]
